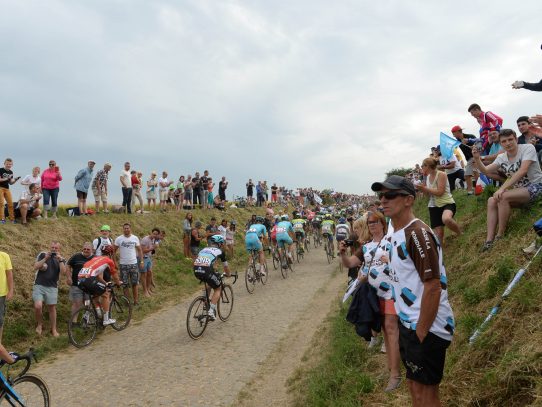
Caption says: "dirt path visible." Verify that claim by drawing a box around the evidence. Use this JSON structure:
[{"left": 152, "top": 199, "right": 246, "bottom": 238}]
[{"left": 33, "top": 247, "right": 343, "bottom": 406}]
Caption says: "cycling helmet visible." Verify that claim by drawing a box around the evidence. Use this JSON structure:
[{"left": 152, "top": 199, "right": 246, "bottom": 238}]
[
  {"left": 255, "top": 216, "right": 265, "bottom": 223},
  {"left": 292, "top": 211, "right": 299, "bottom": 218},
  {"left": 274, "top": 215, "right": 280, "bottom": 219},
  {"left": 324, "top": 214, "right": 332, "bottom": 220},
  {"left": 338, "top": 217, "right": 346, "bottom": 223},
  {"left": 281, "top": 214, "right": 289, "bottom": 221},
  {"left": 210, "top": 235, "right": 225, "bottom": 245}
]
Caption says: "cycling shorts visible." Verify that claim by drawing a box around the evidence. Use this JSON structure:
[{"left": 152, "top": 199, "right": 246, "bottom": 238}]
[
  {"left": 245, "top": 234, "right": 263, "bottom": 251},
  {"left": 295, "top": 231, "right": 305, "bottom": 240},
  {"left": 322, "top": 232, "right": 333, "bottom": 241},
  {"left": 194, "top": 267, "right": 221, "bottom": 289},
  {"left": 277, "top": 234, "right": 293, "bottom": 245},
  {"left": 78, "top": 277, "right": 106, "bottom": 296}
]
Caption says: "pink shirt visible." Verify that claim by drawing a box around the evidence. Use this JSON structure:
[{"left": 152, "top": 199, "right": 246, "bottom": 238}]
[{"left": 41, "top": 168, "right": 63, "bottom": 189}]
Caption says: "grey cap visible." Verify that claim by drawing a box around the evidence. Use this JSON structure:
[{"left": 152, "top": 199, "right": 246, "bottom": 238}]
[{"left": 371, "top": 175, "right": 416, "bottom": 197}]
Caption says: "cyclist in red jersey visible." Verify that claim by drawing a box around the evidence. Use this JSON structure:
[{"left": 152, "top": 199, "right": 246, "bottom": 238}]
[{"left": 77, "top": 256, "right": 122, "bottom": 325}]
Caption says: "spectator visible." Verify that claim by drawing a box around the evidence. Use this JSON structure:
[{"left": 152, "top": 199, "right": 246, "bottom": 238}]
[
  {"left": 93, "top": 224, "right": 114, "bottom": 256},
  {"left": 473, "top": 129, "right": 542, "bottom": 251},
  {"left": 416, "top": 158, "right": 461, "bottom": 244},
  {"left": 41, "top": 160, "right": 62, "bottom": 219},
  {"left": 0, "top": 251, "right": 14, "bottom": 341},
  {"left": 468, "top": 103, "right": 503, "bottom": 148},
  {"left": 246, "top": 179, "right": 255, "bottom": 206},
  {"left": 183, "top": 175, "right": 193, "bottom": 209},
  {"left": 436, "top": 146, "right": 464, "bottom": 192},
  {"left": 0, "top": 158, "right": 21, "bottom": 224},
  {"left": 32, "top": 241, "right": 68, "bottom": 337},
  {"left": 201, "top": 170, "right": 210, "bottom": 209},
  {"left": 256, "top": 181, "right": 264, "bottom": 207},
  {"left": 192, "top": 172, "right": 202, "bottom": 208},
  {"left": 190, "top": 221, "right": 204, "bottom": 259},
  {"left": 114, "top": 223, "right": 143, "bottom": 305},
  {"left": 176, "top": 176, "right": 185, "bottom": 211},
  {"left": 451, "top": 125, "right": 477, "bottom": 195},
  {"left": 146, "top": 171, "right": 158, "bottom": 211},
  {"left": 131, "top": 170, "right": 144, "bottom": 214},
  {"left": 20, "top": 167, "right": 41, "bottom": 193},
  {"left": 92, "top": 163, "right": 111, "bottom": 213},
  {"left": 218, "top": 219, "right": 228, "bottom": 240},
  {"left": 481, "top": 131, "right": 505, "bottom": 165},
  {"left": 263, "top": 181, "right": 269, "bottom": 202},
  {"left": 226, "top": 221, "right": 236, "bottom": 258},
  {"left": 271, "top": 183, "right": 278, "bottom": 203},
  {"left": 66, "top": 242, "right": 94, "bottom": 322},
  {"left": 218, "top": 176, "right": 228, "bottom": 201},
  {"left": 207, "top": 178, "right": 214, "bottom": 208},
  {"left": 511, "top": 78, "right": 542, "bottom": 92},
  {"left": 183, "top": 212, "right": 193, "bottom": 259},
  {"left": 371, "top": 175, "right": 455, "bottom": 406},
  {"left": 340, "top": 210, "right": 401, "bottom": 393},
  {"left": 120, "top": 162, "right": 133, "bottom": 214},
  {"left": 206, "top": 217, "right": 219, "bottom": 245},
  {"left": 74, "top": 160, "right": 95, "bottom": 216},
  {"left": 16, "top": 183, "right": 42, "bottom": 225},
  {"left": 158, "top": 171, "right": 172, "bottom": 212},
  {"left": 140, "top": 228, "right": 160, "bottom": 297}
]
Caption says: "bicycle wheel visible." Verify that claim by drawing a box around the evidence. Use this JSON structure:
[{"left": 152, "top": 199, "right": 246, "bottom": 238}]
[
  {"left": 1, "top": 374, "right": 51, "bottom": 406},
  {"left": 186, "top": 296, "right": 209, "bottom": 340},
  {"left": 279, "top": 250, "right": 288, "bottom": 279},
  {"left": 304, "top": 237, "right": 310, "bottom": 253},
  {"left": 218, "top": 284, "right": 234, "bottom": 321},
  {"left": 260, "top": 262, "right": 268, "bottom": 285},
  {"left": 245, "top": 263, "right": 257, "bottom": 294},
  {"left": 68, "top": 305, "right": 97, "bottom": 348},
  {"left": 272, "top": 249, "right": 279, "bottom": 270},
  {"left": 325, "top": 240, "right": 332, "bottom": 264},
  {"left": 296, "top": 242, "right": 302, "bottom": 263},
  {"left": 110, "top": 295, "right": 132, "bottom": 331}
]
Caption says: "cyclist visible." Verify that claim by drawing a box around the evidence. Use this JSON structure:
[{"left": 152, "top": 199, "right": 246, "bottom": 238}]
[
  {"left": 244, "top": 216, "right": 268, "bottom": 275},
  {"left": 193, "top": 235, "right": 231, "bottom": 321},
  {"left": 276, "top": 214, "right": 295, "bottom": 267},
  {"left": 77, "top": 256, "right": 122, "bottom": 326},
  {"left": 312, "top": 212, "right": 323, "bottom": 239},
  {"left": 335, "top": 217, "right": 351, "bottom": 251},
  {"left": 291, "top": 211, "right": 307, "bottom": 254},
  {"left": 321, "top": 214, "right": 336, "bottom": 257}
]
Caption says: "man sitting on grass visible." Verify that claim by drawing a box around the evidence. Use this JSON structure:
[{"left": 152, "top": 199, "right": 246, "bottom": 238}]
[{"left": 473, "top": 129, "right": 542, "bottom": 252}]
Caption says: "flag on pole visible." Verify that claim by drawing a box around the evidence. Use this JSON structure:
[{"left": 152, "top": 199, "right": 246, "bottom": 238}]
[
  {"left": 439, "top": 132, "right": 461, "bottom": 160},
  {"left": 314, "top": 194, "right": 323, "bottom": 204}
]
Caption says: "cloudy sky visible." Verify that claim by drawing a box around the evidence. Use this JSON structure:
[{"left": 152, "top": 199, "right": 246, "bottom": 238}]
[{"left": 1, "top": 0, "right": 540, "bottom": 203}]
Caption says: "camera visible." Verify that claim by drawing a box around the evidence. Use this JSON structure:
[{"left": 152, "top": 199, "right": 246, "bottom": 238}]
[
  {"left": 344, "top": 239, "right": 355, "bottom": 247},
  {"left": 50, "top": 252, "right": 57, "bottom": 258}
]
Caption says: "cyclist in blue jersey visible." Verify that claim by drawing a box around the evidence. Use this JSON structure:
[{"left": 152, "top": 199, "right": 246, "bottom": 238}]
[
  {"left": 245, "top": 216, "right": 268, "bottom": 275},
  {"left": 276, "top": 214, "right": 295, "bottom": 267}
]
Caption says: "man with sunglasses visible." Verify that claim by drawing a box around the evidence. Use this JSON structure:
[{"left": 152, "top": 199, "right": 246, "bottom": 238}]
[{"left": 372, "top": 175, "right": 454, "bottom": 407}]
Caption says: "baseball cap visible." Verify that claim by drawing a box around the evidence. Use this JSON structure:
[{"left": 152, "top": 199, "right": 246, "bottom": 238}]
[
  {"left": 100, "top": 224, "right": 111, "bottom": 231},
  {"left": 89, "top": 160, "right": 96, "bottom": 164},
  {"left": 451, "top": 125, "right": 463, "bottom": 133},
  {"left": 371, "top": 175, "right": 416, "bottom": 197}
]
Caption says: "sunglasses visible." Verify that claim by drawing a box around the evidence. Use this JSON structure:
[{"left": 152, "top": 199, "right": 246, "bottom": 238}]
[
  {"left": 378, "top": 191, "right": 410, "bottom": 200},
  {"left": 49, "top": 163, "right": 55, "bottom": 166},
  {"left": 367, "top": 220, "right": 380, "bottom": 225}
]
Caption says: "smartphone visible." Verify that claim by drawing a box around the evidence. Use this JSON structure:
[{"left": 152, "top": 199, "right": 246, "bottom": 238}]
[
  {"left": 55, "top": 166, "right": 59, "bottom": 172},
  {"left": 344, "top": 239, "right": 355, "bottom": 247}
]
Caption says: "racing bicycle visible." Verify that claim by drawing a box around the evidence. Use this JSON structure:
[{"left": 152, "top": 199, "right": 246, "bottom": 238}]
[{"left": 245, "top": 249, "right": 268, "bottom": 294}]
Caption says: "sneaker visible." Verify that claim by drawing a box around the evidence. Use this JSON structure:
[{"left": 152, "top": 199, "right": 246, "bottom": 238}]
[
  {"left": 480, "top": 241, "right": 493, "bottom": 252},
  {"left": 207, "top": 308, "right": 216, "bottom": 321},
  {"left": 380, "top": 342, "right": 387, "bottom": 354},
  {"left": 103, "top": 318, "right": 116, "bottom": 326},
  {"left": 368, "top": 336, "right": 379, "bottom": 349},
  {"left": 467, "top": 191, "right": 474, "bottom": 195},
  {"left": 384, "top": 376, "right": 402, "bottom": 393}
]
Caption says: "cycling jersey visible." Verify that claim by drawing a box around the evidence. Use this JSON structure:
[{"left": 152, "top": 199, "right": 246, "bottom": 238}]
[
  {"left": 276, "top": 221, "right": 294, "bottom": 245},
  {"left": 292, "top": 218, "right": 306, "bottom": 235},
  {"left": 245, "top": 223, "right": 267, "bottom": 238},
  {"left": 245, "top": 223, "right": 267, "bottom": 251},
  {"left": 270, "top": 225, "right": 278, "bottom": 241},
  {"left": 193, "top": 247, "right": 227, "bottom": 289},
  {"left": 321, "top": 219, "right": 335, "bottom": 235},
  {"left": 78, "top": 256, "right": 117, "bottom": 280},
  {"left": 335, "top": 223, "right": 350, "bottom": 241}
]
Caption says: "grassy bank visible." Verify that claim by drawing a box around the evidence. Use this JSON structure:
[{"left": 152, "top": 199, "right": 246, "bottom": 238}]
[
  {"left": 289, "top": 190, "right": 542, "bottom": 406},
  {"left": 0, "top": 205, "right": 268, "bottom": 359}
]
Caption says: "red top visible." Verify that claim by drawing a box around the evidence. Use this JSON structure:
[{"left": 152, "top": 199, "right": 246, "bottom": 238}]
[
  {"left": 78, "top": 256, "right": 117, "bottom": 279},
  {"left": 41, "top": 168, "right": 62, "bottom": 189},
  {"left": 131, "top": 175, "right": 140, "bottom": 186}
]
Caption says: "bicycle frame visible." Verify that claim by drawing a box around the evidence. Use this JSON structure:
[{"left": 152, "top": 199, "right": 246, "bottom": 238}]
[{"left": 0, "top": 372, "right": 25, "bottom": 406}]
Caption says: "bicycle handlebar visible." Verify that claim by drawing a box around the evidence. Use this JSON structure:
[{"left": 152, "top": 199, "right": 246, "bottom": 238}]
[{"left": 0, "top": 348, "right": 37, "bottom": 378}]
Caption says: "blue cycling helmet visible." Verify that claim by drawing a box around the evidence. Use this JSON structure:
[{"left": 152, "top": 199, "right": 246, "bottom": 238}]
[
  {"left": 255, "top": 216, "right": 265, "bottom": 223},
  {"left": 210, "top": 235, "right": 225, "bottom": 245},
  {"left": 338, "top": 217, "right": 346, "bottom": 223}
]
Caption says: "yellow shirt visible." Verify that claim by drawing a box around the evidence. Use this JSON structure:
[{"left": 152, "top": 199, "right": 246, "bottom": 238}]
[{"left": 0, "top": 252, "right": 13, "bottom": 296}]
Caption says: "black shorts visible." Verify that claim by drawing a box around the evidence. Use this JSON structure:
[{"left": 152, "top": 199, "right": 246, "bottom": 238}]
[
  {"left": 78, "top": 278, "right": 106, "bottom": 296},
  {"left": 77, "top": 190, "right": 88, "bottom": 199},
  {"left": 429, "top": 204, "right": 456, "bottom": 228},
  {"left": 194, "top": 267, "right": 221, "bottom": 289},
  {"left": 399, "top": 324, "right": 451, "bottom": 385}
]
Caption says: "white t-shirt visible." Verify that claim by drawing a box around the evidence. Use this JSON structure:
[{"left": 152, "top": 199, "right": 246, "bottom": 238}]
[
  {"left": 358, "top": 239, "right": 394, "bottom": 300},
  {"left": 158, "top": 177, "right": 169, "bottom": 190},
  {"left": 21, "top": 175, "right": 41, "bottom": 192},
  {"left": 93, "top": 236, "right": 113, "bottom": 256},
  {"left": 19, "top": 190, "right": 41, "bottom": 205},
  {"left": 218, "top": 225, "right": 228, "bottom": 239},
  {"left": 493, "top": 144, "right": 542, "bottom": 187},
  {"left": 120, "top": 171, "right": 132, "bottom": 188},
  {"left": 439, "top": 154, "right": 462, "bottom": 174},
  {"left": 387, "top": 219, "right": 455, "bottom": 341},
  {"left": 114, "top": 234, "right": 140, "bottom": 265}
]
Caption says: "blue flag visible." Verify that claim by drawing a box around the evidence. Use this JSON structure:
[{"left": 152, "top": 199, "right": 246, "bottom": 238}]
[{"left": 439, "top": 132, "right": 461, "bottom": 160}]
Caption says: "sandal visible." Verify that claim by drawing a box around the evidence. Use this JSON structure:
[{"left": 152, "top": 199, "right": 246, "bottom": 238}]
[
  {"left": 384, "top": 376, "right": 402, "bottom": 393},
  {"left": 480, "top": 241, "right": 493, "bottom": 252}
]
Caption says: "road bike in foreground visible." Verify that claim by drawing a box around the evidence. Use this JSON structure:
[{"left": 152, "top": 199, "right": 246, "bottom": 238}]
[
  {"left": 245, "top": 249, "right": 268, "bottom": 294},
  {"left": 0, "top": 349, "right": 50, "bottom": 406},
  {"left": 186, "top": 273, "right": 238, "bottom": 340}
]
